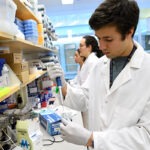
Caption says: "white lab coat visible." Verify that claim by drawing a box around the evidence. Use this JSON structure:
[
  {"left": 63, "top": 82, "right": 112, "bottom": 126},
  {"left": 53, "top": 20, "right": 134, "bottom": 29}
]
[
  {"left": 79, "top": 52, "right": 99, "bottom": 85},
  {"left": 69, "top": 52, "right": 98, "bottom": 88},
  {"left": 64, "top": 41, "right": 150, "bottom": 150},
  {"left": 68, "top": 66, "right": 81, "bottom": 87},
  {"left": 76, "top": 52, "right": 99, "bottom": 129}
]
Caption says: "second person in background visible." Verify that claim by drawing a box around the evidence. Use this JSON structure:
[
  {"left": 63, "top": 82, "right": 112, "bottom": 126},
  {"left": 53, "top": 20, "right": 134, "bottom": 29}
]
[
  {"left": 69, "top": 49, "right": 86, "bottom": 87},
  {"left": 78, "top": 35, "right": 103, "bottom": 85},
  {"left": 77, "top": 35, "right": 103, "bottom": 129}
]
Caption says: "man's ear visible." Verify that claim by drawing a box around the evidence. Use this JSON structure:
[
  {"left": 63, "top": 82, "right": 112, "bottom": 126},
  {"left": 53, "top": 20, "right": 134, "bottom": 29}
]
[{"left": 128, "top": 27, "right": 134, "bottom": 37}]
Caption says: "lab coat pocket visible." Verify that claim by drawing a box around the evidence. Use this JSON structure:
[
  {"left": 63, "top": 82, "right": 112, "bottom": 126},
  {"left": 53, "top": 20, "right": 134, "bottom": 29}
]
[{"left": 111, "top": 106, "right": 139, "bottom": 128}]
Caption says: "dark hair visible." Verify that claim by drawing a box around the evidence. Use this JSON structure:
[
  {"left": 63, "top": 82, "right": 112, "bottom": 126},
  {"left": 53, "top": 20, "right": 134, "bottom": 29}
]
[
  {"left": 83, "top": 35, "right": 103, "bottom": 58},
  {"left": 89, "top": 0, "right": 139, "bottom": 40},
  {"left": 77, "top": 48, "right": 80, "bottom": 54}
]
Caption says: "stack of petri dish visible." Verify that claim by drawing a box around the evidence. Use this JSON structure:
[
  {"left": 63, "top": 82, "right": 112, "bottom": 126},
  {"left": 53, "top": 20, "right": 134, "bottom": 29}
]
[{"left": 23, "top": 19, "right": 38, "bottom": 44}]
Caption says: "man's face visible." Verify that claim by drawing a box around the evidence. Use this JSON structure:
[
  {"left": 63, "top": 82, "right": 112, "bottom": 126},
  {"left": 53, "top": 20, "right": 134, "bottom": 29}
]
[{"left": 95, "top": 26, "right": 132, "bottom": 59}]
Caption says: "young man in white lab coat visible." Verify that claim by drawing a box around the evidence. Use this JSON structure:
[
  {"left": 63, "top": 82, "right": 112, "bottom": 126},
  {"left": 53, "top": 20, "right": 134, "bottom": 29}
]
[{"left": 48, "top": 0, "right": 150, "bottom": 149}]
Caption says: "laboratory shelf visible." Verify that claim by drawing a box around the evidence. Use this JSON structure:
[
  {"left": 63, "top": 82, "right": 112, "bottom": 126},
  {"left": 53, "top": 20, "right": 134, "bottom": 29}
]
[
  {"left": 13, "top": 0, "right": 41, "bottom": 23},
  {"left": 0, "top": 65, "right": 21, "bottom": 102},
  {"left": 46, "top": 29, "right": 58, "bottom": 41},
  {"left": 0, "top": 85, "right": 20, "bottom": 102},
  {"left": 0, "top": 32, "right": 14, "bottom": 41},
  {"left": 0, "top": 32, "right": 53, "bottom": 53},
  {"left": 0, "top": 70, "right": 47, "bottom": 102},
  {"left": 21, "top": 70, "right": 47, "bottom": 87},
  {"left": 0, "top": 0, "right": 57, "bottom": 103}
]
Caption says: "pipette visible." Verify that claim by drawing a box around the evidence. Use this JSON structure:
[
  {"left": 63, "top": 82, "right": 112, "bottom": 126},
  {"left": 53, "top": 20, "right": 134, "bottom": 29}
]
[
  {"left": 50, "top": 56, "right": 64, "bottom": 107},
  {"left": 56, "top": 76, "right": 64, "bottom": 106}
]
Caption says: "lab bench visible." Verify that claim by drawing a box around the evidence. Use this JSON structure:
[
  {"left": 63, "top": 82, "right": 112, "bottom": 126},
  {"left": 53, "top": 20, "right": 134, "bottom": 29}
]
[{"left": 40, "top": 109, "right": 86, "bottom": 150}]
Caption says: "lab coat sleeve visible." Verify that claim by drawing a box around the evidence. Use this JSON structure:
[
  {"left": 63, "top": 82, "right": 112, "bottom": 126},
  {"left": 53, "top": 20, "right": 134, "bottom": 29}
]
[
  {"left": 64, "top": 83, "right": 89, "bottom": 112},
  {"left": 93, "top": 98, "right": 150, "bottom": 150}
]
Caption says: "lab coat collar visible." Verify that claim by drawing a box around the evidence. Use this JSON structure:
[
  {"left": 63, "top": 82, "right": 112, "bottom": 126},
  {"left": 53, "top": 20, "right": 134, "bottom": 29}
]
[
  {"left": 130, "top": 40, "right": 144, "bottom": 69},
  {"left": 101, "top": 41, "right": 145, "bottom": 95}
]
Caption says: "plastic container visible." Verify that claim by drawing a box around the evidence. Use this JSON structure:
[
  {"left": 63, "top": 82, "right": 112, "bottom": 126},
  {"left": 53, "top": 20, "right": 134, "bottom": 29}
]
[
  {"left": 38, "top": 35, "right": 44, "bottom": 45},
  {"left": 25, "top": 35, "right": 38, "bottom": 44},
  {"left": 0, "top": 21, "right": 18, "bottom": 35},
  {"left": 37, "top": 24, "right": 43, "bottom": 32},
  {"left": 15, "top": 18, "right": 24, "bottom": 27},
  {"left": 24, "top": 30, "right": 38, "bottom": 36},
  {"left": 18, "top": 26, "right": 24, "bottom": 33},
  {"left": 0, "top": 59, "right": 9, "bottom": 87},
  {"left": 24, "top": 24, "right": 37, "bottom": 30},
  {"left": 23, "top": 19, "right": 37, "bottom": 25},
  {"left": 24, "top": 23, "right": 37, "bottom": 29},
  {"left": 0, "top": 101, "right": 8, "bottom": 113},
  {"left": 15, "top": 18, "right": 24, "bottom": 34},
  {"left": 0, "top": 58, "right": 5, "bottom": 76},
  {"left": 23, "top": 19, "right": 38, "bottom": 42},
  {"left": 0, "top": 0, "right": 17, "bottom": 23}
]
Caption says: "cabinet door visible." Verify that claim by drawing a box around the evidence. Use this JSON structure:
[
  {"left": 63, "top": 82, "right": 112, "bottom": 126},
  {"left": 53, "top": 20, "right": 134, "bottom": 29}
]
[{"left": 64, "top": 43, "right": 77, "bottom": 72}]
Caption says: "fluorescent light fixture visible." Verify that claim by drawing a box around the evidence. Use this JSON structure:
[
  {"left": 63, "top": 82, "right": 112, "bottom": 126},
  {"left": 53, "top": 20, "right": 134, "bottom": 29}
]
[{"left": 61, "top": 0, "right": 74, "bottom": 4}]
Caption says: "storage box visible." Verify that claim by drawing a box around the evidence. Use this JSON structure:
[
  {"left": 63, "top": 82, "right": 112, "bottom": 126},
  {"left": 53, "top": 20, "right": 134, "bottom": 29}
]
[
  {"left": 17, "top": 70, "right": 29, "bottom": 83},
  {"left": 0, "top": 53, "right": 22, "bottom": 64},
  {"left": 0, "top": 0, "right": 17, "bottom": 23},
  {"left": 39, "top": 109, "right": 62, "bottom": 136},
  {"left": 16, "top": 119, "right": 43, "bottom": 150},
  {"left": 9, "top": 62, "right": 29, "bottom": 75}
]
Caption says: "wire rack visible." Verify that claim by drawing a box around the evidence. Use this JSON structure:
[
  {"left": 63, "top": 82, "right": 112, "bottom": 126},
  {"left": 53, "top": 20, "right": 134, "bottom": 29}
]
[
  {"left": 0, "top": 128, "right": 18, "bottom": 150},
  {"left": 14, "top": 111, "right": 38, "bottom": 120},
  {"left": 0, "top": 115, "right": 10, "bottom": 130}
]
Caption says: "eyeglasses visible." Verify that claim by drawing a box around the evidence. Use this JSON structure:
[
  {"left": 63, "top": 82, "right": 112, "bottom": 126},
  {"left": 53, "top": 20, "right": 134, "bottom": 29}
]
[{"left": 79, "top": 44, "right": 86, "bottom": 48}]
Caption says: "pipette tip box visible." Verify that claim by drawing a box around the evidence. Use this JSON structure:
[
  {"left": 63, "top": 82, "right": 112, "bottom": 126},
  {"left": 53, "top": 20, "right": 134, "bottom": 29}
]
[{"left": 39, "top": 109, "right": 62, "bottom": 136}]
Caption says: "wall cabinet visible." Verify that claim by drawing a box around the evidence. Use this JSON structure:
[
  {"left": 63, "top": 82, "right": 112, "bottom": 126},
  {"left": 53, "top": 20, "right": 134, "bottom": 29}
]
[{"left": 0, "top": 0, "right": 57, "bottom": 103}]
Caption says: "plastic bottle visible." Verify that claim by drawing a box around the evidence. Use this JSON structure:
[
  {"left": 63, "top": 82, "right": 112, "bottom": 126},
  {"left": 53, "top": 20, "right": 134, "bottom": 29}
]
[
  {"left": 0, "top": 58, "right": 9, "bottom": 87},
  {"left": 2, "top": 64, "right": 9, "bottom": 86}
]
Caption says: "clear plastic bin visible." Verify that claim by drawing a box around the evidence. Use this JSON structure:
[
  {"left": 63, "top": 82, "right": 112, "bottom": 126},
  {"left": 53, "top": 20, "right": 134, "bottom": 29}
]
[
  {"left": 25, "top": 35, "right": 38, "bottom": 44},
  {"left": 24, "top": 30, "right": 38, "bottom": 36},
  {"left": 0, "top": 0, "right": 17, "bottom": 23},
  {"left": 0, "top": 21, "right": 18, "bottom": 35}
]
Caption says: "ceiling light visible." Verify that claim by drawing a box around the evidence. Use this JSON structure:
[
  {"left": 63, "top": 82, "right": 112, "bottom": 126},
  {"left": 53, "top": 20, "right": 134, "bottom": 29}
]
[{"left": 61, "top": 0, "right": 74, "bottom": 5}]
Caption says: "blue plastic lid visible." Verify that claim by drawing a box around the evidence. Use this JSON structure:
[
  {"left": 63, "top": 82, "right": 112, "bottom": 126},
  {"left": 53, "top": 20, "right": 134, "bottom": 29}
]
[
  {"left": 16, "top": 23, "right": 24, "bottom": 28},
  {"left": 15, "top": 18, "right": 23, "bottom": 23},
  {"left": 0, "top": 58, "right": 5, "bottom": 76},
  {"left": 23, "top": 19, "right": 37, "bottom": 25},
  {"left": 18, "top": 27, "right": 24, "bottom": 32},
  {"left": 25, "top": 33, "right": 38, "bottom": 38},
  {"left": 24, "top": 24, "right": 37, "bottom": 28},
  {"left": 0, "top": 58, "right": 5, "bottom": 65},
  {"left": 46, "top": 87, "right": 52, "bottom": 90},
  {"left": 24, "top": 29, "right": 38, "bottom": 34}
]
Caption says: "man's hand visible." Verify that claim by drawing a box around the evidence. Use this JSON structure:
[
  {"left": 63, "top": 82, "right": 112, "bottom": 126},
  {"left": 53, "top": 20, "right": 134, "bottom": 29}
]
[{"left": 60, "top": 118, "right": 92, "bottom": 146}]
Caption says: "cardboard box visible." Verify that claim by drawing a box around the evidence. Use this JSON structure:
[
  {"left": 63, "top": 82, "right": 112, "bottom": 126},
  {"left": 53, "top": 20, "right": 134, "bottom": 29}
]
[
  {"left": 17, "top": 70, "right": 29, "bottom": 83},
  {"left": 0, "top": 53, "right": 22, "bottom": 64},
  {"left": 39, "top": 109, "right": 62, "bottom": 136},
  {"left": 9, "top": 61, "right": 29, "bottom": 75}
]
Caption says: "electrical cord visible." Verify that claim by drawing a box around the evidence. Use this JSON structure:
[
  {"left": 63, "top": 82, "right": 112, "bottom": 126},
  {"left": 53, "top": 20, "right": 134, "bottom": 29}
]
[
  {"left": 0, "top": 130, "right": 11, "bottom": 143},
  {"left": 0, "top": 144, "right": 4, "bottom": 150},
  {"left": 43, "top": 136, "right": 64, "bottom": 146},
  {"left": 2, "top": 129, "right": 17, "bottom": 146}
]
